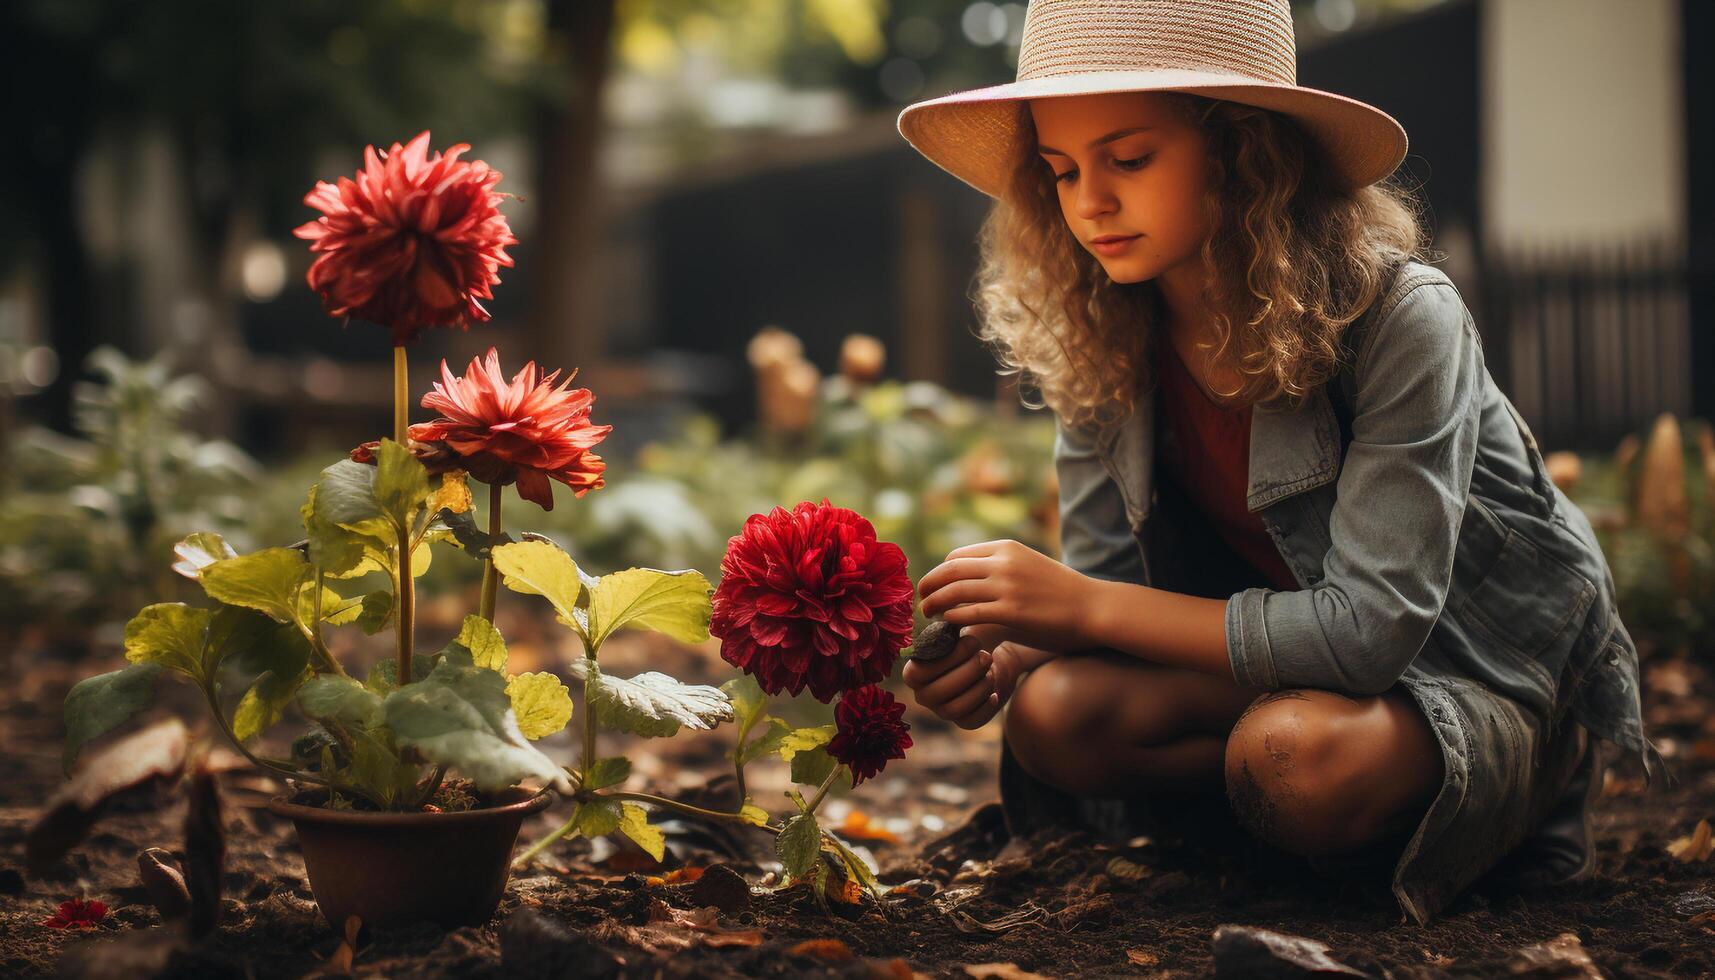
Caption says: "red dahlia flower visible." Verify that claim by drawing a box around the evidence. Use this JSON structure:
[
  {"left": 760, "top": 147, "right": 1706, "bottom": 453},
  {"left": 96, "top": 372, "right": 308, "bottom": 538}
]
[
  {"left": 294, "top": 131, "right": 516, "bottom": 345},
  {"left": 40, "top": 898, "right": 107, "bottom": 929},
  {"left": 827, "top": 685, "right": 912, "bottom": 786},
  {"left": 710, "top": 501, "right": 914, "bottom": 702},
  {"left": 397, "top": 348, "right": 610, "bottom": 511}
]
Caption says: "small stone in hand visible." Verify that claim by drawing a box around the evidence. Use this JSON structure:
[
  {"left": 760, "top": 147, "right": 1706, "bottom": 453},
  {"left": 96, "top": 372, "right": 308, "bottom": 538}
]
[{"left": 909, "top": 619, "right": 959, "bottom": 663}]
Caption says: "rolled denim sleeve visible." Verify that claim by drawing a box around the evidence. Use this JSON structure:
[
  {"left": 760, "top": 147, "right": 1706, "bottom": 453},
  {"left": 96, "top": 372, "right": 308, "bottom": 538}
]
[
  {"left": 1054, "top": 419, "right": 1146, "bottom": 584},
  {"left": 1226, "top": 281, "right": 1483, "bottom": 695}
]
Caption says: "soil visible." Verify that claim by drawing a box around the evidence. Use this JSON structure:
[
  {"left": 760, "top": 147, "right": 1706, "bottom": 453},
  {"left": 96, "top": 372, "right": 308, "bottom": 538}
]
[{"left": 3, "top": 607, "right": 1714, "bottom": 979}]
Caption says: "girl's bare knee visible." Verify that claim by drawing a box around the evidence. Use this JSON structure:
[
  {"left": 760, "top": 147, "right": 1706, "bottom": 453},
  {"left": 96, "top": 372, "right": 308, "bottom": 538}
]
[
  {"left": 1223, "top": 691, "right": 1371, "bottom": 855},
  {"left": 1004, "top": 658, "right": 1105, "bottom": 790}
]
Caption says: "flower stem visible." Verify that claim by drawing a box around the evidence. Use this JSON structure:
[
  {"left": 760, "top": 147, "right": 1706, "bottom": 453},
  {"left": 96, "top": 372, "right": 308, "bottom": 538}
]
[
  {"left": 804, "top": 765, "right": 846, "bottom": 818},
  {"left": 512, "top": 809, "right": 580, "bottom": 868},
  {"left": 581, "top": 655, "right": 597, "bottom": 772},
  {"left": 479, "top": 482, "right": 502, "bottom": 623},
  {"left": 595, "top": 789, "right": 783, "bottom": 833},
  {"left": 392, "top": 344, "right": 408, "bottom": 445},
  {"left": 396, "top": 521, "right": 416, "bottom": 686}
]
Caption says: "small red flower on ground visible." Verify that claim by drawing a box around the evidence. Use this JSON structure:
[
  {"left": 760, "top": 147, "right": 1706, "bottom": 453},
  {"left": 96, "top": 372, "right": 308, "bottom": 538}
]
[
  {"left": 827, "top": 685, "right": 912, "bottom": 786},
  {"left": 404, "top": 347, "right": 611, "bottom": 511},
  {"left": 294, "top": 131, "right": 516, "bottom": 345},
  {"left": 710, "top": 501, "right": 914, "bottom": 702},
  {"left": 40, "top": 898, "right": 107, "bottom": 929}
]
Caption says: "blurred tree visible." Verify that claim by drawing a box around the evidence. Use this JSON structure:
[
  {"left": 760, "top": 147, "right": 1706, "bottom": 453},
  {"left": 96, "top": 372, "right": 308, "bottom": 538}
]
[{"left": 1, "top": 0, "right": 559, "bottom": 431}]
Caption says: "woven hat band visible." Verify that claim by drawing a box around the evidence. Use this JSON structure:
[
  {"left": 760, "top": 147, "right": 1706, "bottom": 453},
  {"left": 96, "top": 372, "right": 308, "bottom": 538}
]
[{"left": 1016, "top": 0, "right": 1298, "bottom": 87}]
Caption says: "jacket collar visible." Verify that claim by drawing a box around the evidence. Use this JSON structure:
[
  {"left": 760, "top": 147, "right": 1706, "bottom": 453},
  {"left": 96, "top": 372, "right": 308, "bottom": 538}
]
[{"left": 1098, "top": 383, "right": 1343, "bottom": 524}]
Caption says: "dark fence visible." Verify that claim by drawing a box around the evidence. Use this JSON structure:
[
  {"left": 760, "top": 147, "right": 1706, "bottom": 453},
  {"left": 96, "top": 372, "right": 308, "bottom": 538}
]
[{"left": 1472, "top": 239, "right": 1703, "bottom": 452}]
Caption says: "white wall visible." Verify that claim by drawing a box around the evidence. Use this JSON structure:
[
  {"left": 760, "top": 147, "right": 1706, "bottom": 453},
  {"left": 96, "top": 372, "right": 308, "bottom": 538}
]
[{"left": 1482, "top": 0, "right": 1684, "bottom": 249}]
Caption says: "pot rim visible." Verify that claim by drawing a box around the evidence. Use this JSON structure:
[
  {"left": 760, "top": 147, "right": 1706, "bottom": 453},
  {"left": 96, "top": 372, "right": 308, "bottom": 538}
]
[{"left": 266, "top": 786, "right": 554, "bottom": 827}]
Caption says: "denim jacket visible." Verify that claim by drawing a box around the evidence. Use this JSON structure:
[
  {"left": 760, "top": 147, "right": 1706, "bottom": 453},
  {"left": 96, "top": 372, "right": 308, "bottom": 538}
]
[{"left": 1054, "top": 259, "right": 1663, "bottom": 783}]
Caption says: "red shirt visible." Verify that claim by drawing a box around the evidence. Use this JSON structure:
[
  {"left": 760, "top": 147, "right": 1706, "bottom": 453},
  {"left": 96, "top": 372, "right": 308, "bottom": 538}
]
[{"left": 1154, "top": 342, "right": 1301, "bottom": 592}]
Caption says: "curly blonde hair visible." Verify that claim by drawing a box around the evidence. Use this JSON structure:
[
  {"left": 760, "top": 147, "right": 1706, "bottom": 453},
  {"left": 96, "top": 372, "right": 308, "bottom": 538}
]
[{"left": 973, "top": 93, "right": 1434, "bottom": 431}]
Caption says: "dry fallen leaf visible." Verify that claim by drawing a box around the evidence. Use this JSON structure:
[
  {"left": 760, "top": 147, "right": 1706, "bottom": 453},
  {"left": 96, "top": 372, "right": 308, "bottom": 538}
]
[
  {"left": 837, "top": 809, "right": 901, "bottom": 844},
  {"left": 788, "top": 938, "right": 855, "bottom": 963},
  {"left": 964, "top": 964, "right": 1056, "bottom": 980},
  {"left": 637, "top": 901, "right": 764, "bottom": 949},
  {"left": 1106, "top": 855, "right": 1154, "bottom": 882},
  {"left": 1668, "top": 819, "right": 1714, "bottom": 862},
  {"left": 326, "top": 915, "right": 361, "bottom": 974},
  {"left": 1126, "top": 948, "right": 1160, "bottom": 967},
  {"left": 26, "top": 720, "right": 190, "bottom": 873},
  {"left": 645, "top": 866, "right": 706, "bottom": 887},
  {"left": 830, "top": 877, "right": 865, "bottom": 905}
]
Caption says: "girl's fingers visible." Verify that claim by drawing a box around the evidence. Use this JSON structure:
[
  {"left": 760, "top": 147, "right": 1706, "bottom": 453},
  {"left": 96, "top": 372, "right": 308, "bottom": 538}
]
[
  {"left": 953, "top": 695, "right": 1002, "bottom": 730},
  {"left": 916, "top": 556, "right": 995, "bottom": 599},
  {"left": 915, "top": 648, "right": 993, "bottom": 709},
  {"left": 944, "top": 541, "right": 1006, "bottom": 562},
  {"left": 936, "top": 671, "right": 997, "bottom": 721},
  {"left": 902, "top": 632, "right": 984, "bottom": 688},
  {"left": 940, "top": 601, "right": 1008, "bottom": 629},
  {"left": 919, "top": 578, "right": 1000, "bottom": 619}
]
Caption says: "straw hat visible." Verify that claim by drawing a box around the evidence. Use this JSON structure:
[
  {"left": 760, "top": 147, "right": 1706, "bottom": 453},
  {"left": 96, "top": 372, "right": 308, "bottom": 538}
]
[{"left": 896, "top": 0, "right": 1408, "bottom": 197}]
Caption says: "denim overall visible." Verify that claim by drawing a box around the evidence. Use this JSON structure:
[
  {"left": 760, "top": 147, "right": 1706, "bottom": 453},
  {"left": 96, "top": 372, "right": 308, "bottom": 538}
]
[{"left": 1005, "top": 258, "right": 1663, "bottom": 924}]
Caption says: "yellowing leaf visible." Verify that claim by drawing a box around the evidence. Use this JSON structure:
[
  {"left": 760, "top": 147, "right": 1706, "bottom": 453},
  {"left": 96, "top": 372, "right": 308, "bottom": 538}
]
[
  {"left": 506, "top": 672, "right": 573, "bottom": 740},
  {"left": 123, "top": 603, "right": 211, "bottom": 679},
  {"left": 491, "top": 540, "right": 585, "bottom": 635},
  {"left": 586, "top": 567, "right": 713, "bottom": 648},
  {"left": 778, "top": 725, "right": 836, "bottom": 762},
  {"left": 427, "top": 470, "right": 472, "bottom": 515},
  {"left": 456, "top": 614, "right": 509, "bottom": 672},
  {"left": 1669, "top": 818, "right": 1714, "bottom": 862},
  {"left": 619, "top": 802, "right": 666, "bottom": 862},
  {"left": 739, "top": 803, "right": 770, "bottom": 827}
]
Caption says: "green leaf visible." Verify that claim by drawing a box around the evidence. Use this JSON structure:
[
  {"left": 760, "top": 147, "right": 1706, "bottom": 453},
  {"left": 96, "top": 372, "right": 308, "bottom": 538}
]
[
  {"left": 342, "top": 730, "right": 421, "bottom": 807},
  {"left": 721, "top": 675, "right": 768, "bottom": 738},
  {"left": 573, "top": 798, "right": 623, "bottom": 838},
  {"left": 123, "top": 603, "right": 212, "bottom": 679},
  {"left": 374, "top": 439, "right": 431, "bottom": 529},
  {"left": 790, "top": 746, "right": 850, "bottom": 790},
  {"left": 738, "top": 803, "right": 770, "bottom": 827},
  {"left": 232, "top": 668, "right": 311, "bottom": 744},
  {"left": 778, "top": 725, "right": 836, "bottom": 762},
  {"left": 382, "top": 659, "right": 571, "bottom": 792},
  {"left": 356, "top": 592, "right": 393, "bottom": 635},
  {"left": 736, "top": 717, "right": 791, "bottom": 766},
  {"left": 199, "top": 548, "right": 313, "bottom": 626},
  {"left": 364, "top": 658, "right": 399, "bottom": 697},
  {"left": 436, "top": 506, "right": 513, "bottom": 559},
  {"left": 506, "top": 672, "right": 573, "bottom": 740},
  {"left": 570, "top": 660, "right": 733, "bottom": 738},
  {"left": 490, "top": 539, "right": 586, "bottom": 636},
  {"left": 586, "top": 567, "right": 713, "bottom": 648},
  {"left": 776, "top": 813, "right": 822, "bottom": 879},
  {"left": 825, "top": 831, "right": 885, "bottom": 902},
  {"left": 62, "top": 663, "right": 162, "bottom": 772},
  {"left": 298, "top": 675, "right": 384, "bottom": 729},
  {"left": 581, "top": 756, "right": 631, "bottom": 791},
  {"left": 455, "top": 615, "right": 508, "bottom": 672},
  {"left": 618, "top": 803, "right": 666, "bottom": 862},
  {"left": 171, "top": 532, "right": 236, "bottom": 580}
]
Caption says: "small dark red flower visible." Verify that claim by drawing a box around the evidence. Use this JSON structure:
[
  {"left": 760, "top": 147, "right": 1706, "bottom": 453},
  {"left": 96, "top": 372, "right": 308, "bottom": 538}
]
[
  {"left": 40, "top": 898, "right": 107, "bottom": 929},
  {"left": 710, "top": 501, "right": 914, "bottom": 703},
  {"left": 294, "top": 131, "right": 516, "bottom": 345},
  {"left": 827, "top": 685, "right": 912, "bottom": 786}
]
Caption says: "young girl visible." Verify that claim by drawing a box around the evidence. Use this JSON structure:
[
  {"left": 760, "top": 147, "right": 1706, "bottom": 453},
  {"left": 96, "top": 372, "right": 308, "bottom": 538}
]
[{"left": 895, "top": 0, "right": 1662, "bottom": 924}]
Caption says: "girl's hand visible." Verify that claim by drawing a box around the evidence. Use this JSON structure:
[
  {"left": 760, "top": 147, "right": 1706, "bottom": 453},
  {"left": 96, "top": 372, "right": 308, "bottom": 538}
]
[
  {"left": 902, "top": 623, "right": 1058, "bottom": 729},
  {"left": 916, "top": 540, "right": 1097, "bottom": 648}
]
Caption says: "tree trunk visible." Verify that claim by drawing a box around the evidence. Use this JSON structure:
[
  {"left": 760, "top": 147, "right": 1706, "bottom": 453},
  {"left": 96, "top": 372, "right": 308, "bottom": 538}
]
[{"left": 529, "top": 0, "right": 618, "bottom": 375}]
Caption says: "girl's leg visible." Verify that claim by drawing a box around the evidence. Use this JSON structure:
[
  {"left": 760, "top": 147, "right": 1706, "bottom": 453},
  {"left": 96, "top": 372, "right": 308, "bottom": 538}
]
[
  {"left": 1222, "top": 687, "right": 1443, "bottom": 857},
  {"left": 1004, "top": 648, "right": 1268, "bottom": 797},
  {"left": 1005, "top": 650, "right": 1444, "bottom": 857}
]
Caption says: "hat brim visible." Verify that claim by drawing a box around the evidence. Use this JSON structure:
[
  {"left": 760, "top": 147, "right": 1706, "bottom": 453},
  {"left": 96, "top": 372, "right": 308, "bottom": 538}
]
[{"left": 896, "top": 69, "right": 1408, "bottom": 198}]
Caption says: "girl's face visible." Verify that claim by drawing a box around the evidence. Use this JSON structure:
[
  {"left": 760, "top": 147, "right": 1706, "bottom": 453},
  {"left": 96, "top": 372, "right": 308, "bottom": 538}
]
[{"left": 1028, "top": 92, "right": 1213, "bottom": 287}]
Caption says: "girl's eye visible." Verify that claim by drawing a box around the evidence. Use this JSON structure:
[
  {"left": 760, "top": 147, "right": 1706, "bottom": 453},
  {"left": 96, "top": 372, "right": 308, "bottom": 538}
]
[
  {"left": 1115, "top": 153, "right": 1154, "bottom": 170},
  {"left": 1054, "top": 170, "right": 1076, "bottom": 184}
]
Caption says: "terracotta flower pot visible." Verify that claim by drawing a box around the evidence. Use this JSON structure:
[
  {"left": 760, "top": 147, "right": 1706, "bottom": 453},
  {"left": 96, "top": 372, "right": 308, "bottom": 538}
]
[{"left": 268, "top": 788, "right": 553, "bottom": 931}]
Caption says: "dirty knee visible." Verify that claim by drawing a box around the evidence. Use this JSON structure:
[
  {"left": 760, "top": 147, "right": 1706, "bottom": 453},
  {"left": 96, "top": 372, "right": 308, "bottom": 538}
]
[{"left": 1223, "top": 695, "right": 1362, "bottom": 855}]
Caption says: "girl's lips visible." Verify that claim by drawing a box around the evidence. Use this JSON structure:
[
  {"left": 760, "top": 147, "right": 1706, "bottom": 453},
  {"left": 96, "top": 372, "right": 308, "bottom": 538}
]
[{"left": 1091, "top": 234, "right": 1141, "bottom": 256}]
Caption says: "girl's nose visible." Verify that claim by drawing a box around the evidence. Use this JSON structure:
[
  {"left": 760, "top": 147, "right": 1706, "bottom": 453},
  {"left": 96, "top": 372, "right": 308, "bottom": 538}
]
[{"left": 1073, "top": 173, "right": 1117, "bottom": 220}]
